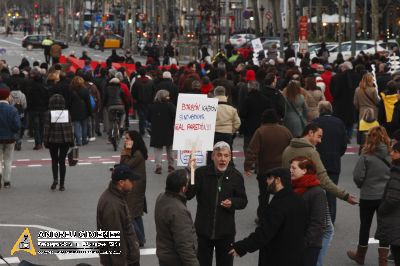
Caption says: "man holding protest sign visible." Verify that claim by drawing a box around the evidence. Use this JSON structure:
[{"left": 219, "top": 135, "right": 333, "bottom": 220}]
[{"left": 186, "top": 141, "right": 248, "bottom": 266}]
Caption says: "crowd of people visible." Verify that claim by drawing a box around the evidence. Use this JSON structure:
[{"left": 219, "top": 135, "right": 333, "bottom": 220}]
[{"left": 1, "top": 42, "right": 400, "bottom": 266}]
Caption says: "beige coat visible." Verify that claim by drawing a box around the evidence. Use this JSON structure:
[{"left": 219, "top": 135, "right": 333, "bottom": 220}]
[
  {"left": 306, "top": 89, "right": 325, "bottom": 121},
  {"left": 215, "top": 95, "right": 241, "bottom": 134},
  {"left": 353, "top": 86, "right": 380, "bottom": 120}
]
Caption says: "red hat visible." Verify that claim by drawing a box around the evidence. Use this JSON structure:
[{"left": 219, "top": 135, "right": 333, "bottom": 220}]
[
  {"left": 246, "top": 70, "right": 256, "bottom": 81},
  {"left": 0, "top": 85, "right": 10, "bottom": 100}
]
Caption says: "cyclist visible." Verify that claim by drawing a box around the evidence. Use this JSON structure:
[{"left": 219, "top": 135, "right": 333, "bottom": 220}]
[{"left": 103, "top": 77, "right": 126, "bottom": 141}]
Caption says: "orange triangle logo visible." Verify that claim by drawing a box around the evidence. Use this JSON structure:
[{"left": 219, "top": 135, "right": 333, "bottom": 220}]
[{"left": 10, "top": 227, "right": 36, "bottom": 256}]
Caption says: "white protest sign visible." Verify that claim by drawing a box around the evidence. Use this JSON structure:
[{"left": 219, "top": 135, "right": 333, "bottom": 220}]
[
  {"left": 172, "top": 94, "right": 218, "bottom": 151},
  {"left": 251, "top": 38, "right": 263, "bottom": 53},
  {"left": 176, "top": 150, "right": 207, "bottom": 167}
]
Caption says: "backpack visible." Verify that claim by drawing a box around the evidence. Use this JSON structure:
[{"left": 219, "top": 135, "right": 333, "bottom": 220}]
[{"left": 89, "top": 94, "right": 96, "bottom": 110}]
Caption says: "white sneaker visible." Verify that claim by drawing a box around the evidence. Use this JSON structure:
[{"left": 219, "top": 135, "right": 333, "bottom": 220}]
[{"left": 89, "top": 137, "right": 96, "bottom": 142}]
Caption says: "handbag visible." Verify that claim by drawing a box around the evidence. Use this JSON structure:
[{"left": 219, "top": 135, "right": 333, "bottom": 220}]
[{"left": 67, "top": 147, "right": 79, "bottom": 166}]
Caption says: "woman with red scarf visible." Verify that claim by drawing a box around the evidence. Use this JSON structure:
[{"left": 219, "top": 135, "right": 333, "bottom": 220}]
[{"left": 290, "top": 156, "right": 329, "bottom": 266}]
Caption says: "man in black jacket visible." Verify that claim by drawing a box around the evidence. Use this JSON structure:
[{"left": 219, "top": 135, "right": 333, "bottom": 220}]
[
  {"left": 259, "top": 73, "right": 285, "bottom": 120},
  {"left": 313, "top": 101, "right": 347, "bottom": 224},
  {"left": 229, "top": 167, "right": 307, "bottom": 266},
  {"left": 186, "top": 141, "right": 247, "bottom": 266}
]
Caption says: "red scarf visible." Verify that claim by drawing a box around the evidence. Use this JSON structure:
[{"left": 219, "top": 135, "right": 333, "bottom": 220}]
[{"left": 292, "top": 174, "right": 321, "bottom": 195}]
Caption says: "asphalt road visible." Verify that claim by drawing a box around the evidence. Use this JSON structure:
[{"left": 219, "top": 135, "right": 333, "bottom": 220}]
[
  {"left": 0, "top": 35, "right": 394, "bottom": 265},
  {"left": 0, "top": 32, "right": 151, "bottom": 68}
]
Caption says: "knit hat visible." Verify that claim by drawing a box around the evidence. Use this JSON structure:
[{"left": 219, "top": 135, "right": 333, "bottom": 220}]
[
  {"left": 111, "top": 164, "right": 140, "bottom": 181},
  {"left": 109, "top": 77, "right": 120, "bottom": 84},
  {"left": 265, "top": 167, "right": 292, "bottom": 189},
  {"left": 163, "top": 71, "right": 172, "bottom": 79},
  {"left": 245, "top": 70, "right": 256, "bottom": 81},
  {"left": 0, "top": 84, "right": 10, "bottom": 100}
]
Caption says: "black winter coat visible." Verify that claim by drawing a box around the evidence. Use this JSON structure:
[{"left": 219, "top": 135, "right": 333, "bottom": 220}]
[
  {"left": 331, "top": 70, "right": 361, "bottom": 126},
  {"left": 27, "top": 80, "right": 49, "bottom": 112},
  {"left": 313, "top": 114, "right": 347, "bottom": 175},
  {"left": 232, "top": 188, "right": 306, "bottom": 266},
  {"left": 148, "top": 102, "right": 176, "bottom": 148},
  {"left": 70, "top": 88, "right": 92, "bottom": 121},
  {"left": 259, "top": 85, "right": 286, "bottom": 120},
  {"left": 376, "top": 164, "right": 400, "bottom": 246},
  {"left": 240, "top": 90, "right": 273, "bottom": 137},
  {"left": 131, "top": 76, "right": 155, "bottom": 105},
  {"left": 186, "top": 164, "right": 248, "bottom": 239},
  {"left": 155, "top": 78, "right": 178, "bottom": 105}
]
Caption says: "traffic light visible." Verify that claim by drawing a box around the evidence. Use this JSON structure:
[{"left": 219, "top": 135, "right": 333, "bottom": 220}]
[
  {"left": 34, "top": 2, "right": 39, "bottom": 9},
  {"left": 34, "top": 14, "right": 38, "bottom": 20}
]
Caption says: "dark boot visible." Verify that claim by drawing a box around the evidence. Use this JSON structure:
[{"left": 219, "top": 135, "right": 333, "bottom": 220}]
[
  {"left": 59, "top": 178, "right": 65, "bottom": 191},
  {"left": 50, "top": 179, "right": 58, "bottom": 190},
  {"left": 347, "top": 245, "right": 368, "bottom": 265},
  {"left": 378, "top": 247, "right": 389, "bottom": 266}
]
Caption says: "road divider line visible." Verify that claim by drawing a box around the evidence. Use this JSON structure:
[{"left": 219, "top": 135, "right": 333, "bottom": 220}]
[
  {"left": 88, "top": 156, "right": 102, "bottom": 159},
  {"left": 77, "top": 162, "right": 92, "bottom": 165},
  {"left": 28, "top": 164, "right": 42, "bottom": 167},
  {"left": 0, "top": 257, "right": 20, "bottom": 265},
  {"left": 17, "top": 159, "right": 30, "bottom": 161},
  {"left": 101, "top": 161, "right": 117, "bottom": 164}
]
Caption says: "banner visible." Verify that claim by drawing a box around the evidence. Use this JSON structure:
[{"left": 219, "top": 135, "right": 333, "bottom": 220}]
[{"left": 176, "top": 150, "right": 207, "bottom": 167}]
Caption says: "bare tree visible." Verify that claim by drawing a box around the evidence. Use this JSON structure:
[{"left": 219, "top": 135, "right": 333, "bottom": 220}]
[
  {"left": 316, "top": 0, "right": 321, "bottom": 40},
  {"left": 250, "top": 0, "right": 260, "bottom": 36},
  {"left": 371, "top": 0, "right": 379, "bottom": 41}
]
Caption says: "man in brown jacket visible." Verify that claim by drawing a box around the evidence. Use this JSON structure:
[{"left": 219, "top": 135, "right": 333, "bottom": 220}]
[
  {"left": 282, "top": 123, "right": 358, "bottom": 205},
  {"left": 244, "top": 109, "right": 293, "bottom": 221},
  {"left": 97, "top": 164, "right": 140, "bottom": 266}
]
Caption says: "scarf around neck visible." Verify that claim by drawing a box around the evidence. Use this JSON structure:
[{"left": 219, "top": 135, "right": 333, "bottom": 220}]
[{"left": 292, "top": 174, "right": 321, "bottom": 195}]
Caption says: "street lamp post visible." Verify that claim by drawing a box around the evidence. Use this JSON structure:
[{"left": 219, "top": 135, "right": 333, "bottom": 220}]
[
  {"left": 344, "top": 1, "right": 348, "bottom": 41},
  {"left": 259, "top": 5, "right": 265, "bottom": 37}
]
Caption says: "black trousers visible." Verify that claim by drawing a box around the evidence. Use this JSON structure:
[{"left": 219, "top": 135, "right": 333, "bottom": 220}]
[
  {"left": 304, "top": 247, "right": 321, "bottom": 266},
  {"left": 257, "top": 175, "right": 270, "bottom": 219},
  {"left": 358, "top": 199, "right": 388, "bottom": 247},
  {"left": 48, "top": 143, "right": 69, "bottom": 182},
  {"left": 197, "top": 234, "right": 234, "bottom": 266},
  {"left": 391, "top": 246, "right": 400, "bottom": 266}
]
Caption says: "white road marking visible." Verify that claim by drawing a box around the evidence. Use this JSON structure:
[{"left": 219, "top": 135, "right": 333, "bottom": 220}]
[
  {"left": 345, "top": 152, "right": 356, "bottom": 155},
  {"left": 88, "top": 156, "right": 102, "bottom": 159},
  {"left": 0, "top": 38, "right": 20, "bottom": 46},
  {"left": 101, "top": 161, "right": 117, "bottom": 164},
  {"left": 77, "top": 162, "right": 92, "bottom": 165},
  {"left": 41, "top": 158, "right": 51, "bottom": 160},
  {"left": 17, "top": 159, "right": 30, "bottom": 161},
  {"left": 111, "top": 155, "right": 120, "bottom": 158},
  {"left": 27, "top": 139, "right": 34, "bottom": 143},
  {"left": 11, "top": 166, "right": 16, "bottom": 168},
  {"left": 28, "top": 164, "right": 42, "bottom": 167},
  {"left": 0, "top": 257, "right": 20, "bottom": 264}
]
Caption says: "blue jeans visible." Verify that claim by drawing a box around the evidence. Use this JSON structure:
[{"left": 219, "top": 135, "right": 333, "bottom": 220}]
[
  {"left": 326, "top": 173, "right": 339, "bottom": 224},
  {"left": 31, "top": 111, "right": 45, "bottom": 145},
  {"left": 73, "top": 119, "right": 88, "bottom": 146},
  {"left": 138, "top": 104, "right": 150, "bottom": 136},
  {"left": 132, "top": 216, "right": 145, "bottom": 245},
  {"left": 317, "top": 218, "right": 334, "bottom": 266}
]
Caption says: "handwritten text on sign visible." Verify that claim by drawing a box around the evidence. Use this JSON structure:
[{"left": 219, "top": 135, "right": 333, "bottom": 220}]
[{"left": 172, "top": 94, "right": 218, "bottom": 151}]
